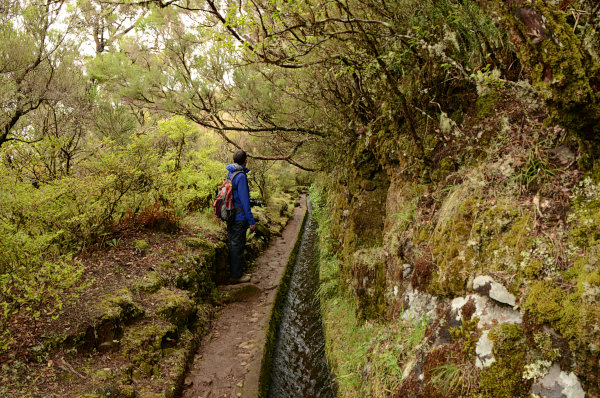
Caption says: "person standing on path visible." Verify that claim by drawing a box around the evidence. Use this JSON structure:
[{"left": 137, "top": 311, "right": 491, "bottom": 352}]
[{"left": 226, "top": 150, "right": 256, "bottom": 284}]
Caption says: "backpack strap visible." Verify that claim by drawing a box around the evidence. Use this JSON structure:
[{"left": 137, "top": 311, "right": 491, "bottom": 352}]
[{"left": 229, "top": 170, "right": 244, "bottom": 182}]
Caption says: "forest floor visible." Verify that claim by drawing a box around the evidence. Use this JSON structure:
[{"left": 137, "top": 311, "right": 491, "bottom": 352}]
[{"left": 181, "top": 198, "right": 306, "bottom": 398}]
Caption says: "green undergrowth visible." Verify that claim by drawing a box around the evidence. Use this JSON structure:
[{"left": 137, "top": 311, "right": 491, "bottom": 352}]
[{"left": 319, "top": 291, "right": 427, "bottom": 398}]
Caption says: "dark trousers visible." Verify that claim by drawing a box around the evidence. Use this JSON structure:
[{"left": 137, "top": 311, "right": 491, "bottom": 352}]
[{"left": 227, "top": 220, "right": 249, "bottom": 278}]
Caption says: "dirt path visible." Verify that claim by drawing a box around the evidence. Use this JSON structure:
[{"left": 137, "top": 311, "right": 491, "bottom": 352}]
[{"left": 182, "top": 197, "right": 307, "bottom": 398}]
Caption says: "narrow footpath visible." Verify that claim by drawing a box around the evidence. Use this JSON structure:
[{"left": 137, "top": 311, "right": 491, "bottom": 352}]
[{"left": 182, "top": 197, "right": 307, "bottom": 398}]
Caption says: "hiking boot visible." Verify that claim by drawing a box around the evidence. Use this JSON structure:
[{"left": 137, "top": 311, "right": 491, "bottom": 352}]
[{"left": 228, "top": 274, "right": 251, "bottom": 284}]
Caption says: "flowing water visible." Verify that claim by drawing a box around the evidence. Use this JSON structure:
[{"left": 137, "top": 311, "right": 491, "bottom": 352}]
[{"left": 267, "top": 203, "right": 336, "bottom": 398}]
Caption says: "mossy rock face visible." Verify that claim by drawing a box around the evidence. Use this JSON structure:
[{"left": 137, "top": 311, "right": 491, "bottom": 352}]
[
  {"left": 134, "top": 271, "right": 165, "bottom": 293},
  {"left": 516, "top": 178, "right": 600, "bottom": 393},
  {"left": 181, "top": 237, "right": 217, "bottom": 267},
  {"left": 154, "top": 287, "right": 197, "bottom": 326},
  {"left": 428, "top": 193, "right": 481, "bottom": 296},
  {"left": 503, "top": 1, "right": 600, "bottom": 151},
  {"left": 430, "top": 157, "right": 456, "bottom": 182},
  {"left": 428, "top": 189, "right": 534, "bottom": 297},
  {"left": 348, "top": 169, "right": 389, "bottom": 248},
  {"left": 350, "top": 247, "right": 386, "bottom": 320},
  {"left": 120, "top": 321, "right": 177, "bottom": 375},
  {"left": 255, "top": 224, "right": 270, "bottom": 239},
  {"left": 137, "top": 392, "right": 162, "bottom": 398},
  {"left": 270, "top": 196, "right": 289, "bottom": 217},
  {"left": 479, "top": 324, "right": 532, "bottom": 397},
  {"left": 524, "top": 267, "right": 600, "bottom": 392}
]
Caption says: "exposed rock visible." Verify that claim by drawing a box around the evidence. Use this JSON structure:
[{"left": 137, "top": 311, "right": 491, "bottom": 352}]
[
  {"left": 475, "top": 330, "right": 495, "bottom": 368},
  {"left": 531, "top": 363, "right": 586, "bottom": 398},
  {"left": 402, "top": 263, "right": 413, "bottom": 279},
  {"left": 473, "top": 275, "right": 516, "bottom": 306},
  {"left": 401, "top": 285, "right": 438, "bottom": 322},
  {"left": 449, "top": 292, "right": 523, "bottom": 370},
  {"left": 450, "top": 294, "right": 522, "bottom": 328}
]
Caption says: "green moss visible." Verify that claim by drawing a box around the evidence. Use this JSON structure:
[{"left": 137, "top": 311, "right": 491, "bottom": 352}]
[
  {"left": 182, "top": 236, "right": 211, "bottom": 250},
  {"left": 120, "top": 321, "right": 177, "bottom": 375},
  {"left": 524, "top": 259, "right": 543, "bottom": 279},
  {"left": 524, "top": 276, "right": 599, "bottom": 348},
  {"left": 173, "top": 251, "right": 216, "bottom": 300},
  {"left": 477, "top": 91, "right": 500, "bottom": 119},
  {"left": 95, "top": 288, "right": 144, "bottom": 323},
  {"left": 351, "top": 247, "right": 386, "bottom": 320},
  {"left": 430, "top": 157, "right": 456, "bottom": 182},
  {"left": 505, "top": 1, "right": 600, "bottom": 154},
  {"left": 449, "top": 317, "right": 480, "bottom": 359},
  {"left": 154, "top": 287, "right": 196, "bottom": 326},
  {"left": 428, "top": 195, "right": 479, "bottom": 296},
  {"left": 524, "top": 281, "right": 564, "bottom": 323},
  {"left": 134, "top": 271, "right": 165, "bottom": 293},
  {"left": 428, "top": 195, "right": 534, "bottom": 297},
  {"left": 479, "top": 324, "right": 531, "bottom": 397},
  {"left": 133, "top": 240, "right": 149, "bottom": 255},
  {"left": 92, "top": 384, "right": 135, "bottom": 398},
  {"left": 533, "top": 332, "right": 561, "bottom": 362}
]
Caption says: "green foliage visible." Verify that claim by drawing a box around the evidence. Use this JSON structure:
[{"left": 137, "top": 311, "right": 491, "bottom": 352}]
[
  {"left": 0, "top": 115, "right": 227, "bottom": 352},
  {"left": 515, "top": 150, "right": 558, "bottom": 192}
]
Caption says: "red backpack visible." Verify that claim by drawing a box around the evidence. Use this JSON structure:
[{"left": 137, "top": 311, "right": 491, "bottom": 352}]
[{"left": 213, "top": 171, "right": 243, "bottom": 222}]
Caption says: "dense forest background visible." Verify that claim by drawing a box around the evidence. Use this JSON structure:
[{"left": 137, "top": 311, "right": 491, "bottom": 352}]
[{"left": 2, "top": 0, "right": 600, "bottom": 397}]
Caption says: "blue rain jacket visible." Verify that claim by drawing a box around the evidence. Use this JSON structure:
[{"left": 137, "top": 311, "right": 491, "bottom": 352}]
[{"left": 225, "top": 163, "right": 256, "bottom": 225}]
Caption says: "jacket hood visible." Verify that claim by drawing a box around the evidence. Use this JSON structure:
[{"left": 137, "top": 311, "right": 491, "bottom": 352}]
[{"left": 226, "top": 163, "right": 250, "bottom": 174}]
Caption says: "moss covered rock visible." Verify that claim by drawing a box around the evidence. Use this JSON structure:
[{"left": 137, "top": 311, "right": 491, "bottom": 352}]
[
  {"left": 120, "top": 321, "right": 177, "bottom": 375},
  {"left": 95, "top": 288, "right": 144, "bottom": 324},
  {"left": 479, "top": 324, "right": 532, "bottom": 397},
  {"left": 134, "top": 271, "right": 165, "bottom": 293},
  {"left": 173, "top": 251, "right": 216, "bottom": 300},
  {"left": 154, "top": 287, "right": 196, "bottom": 326}
]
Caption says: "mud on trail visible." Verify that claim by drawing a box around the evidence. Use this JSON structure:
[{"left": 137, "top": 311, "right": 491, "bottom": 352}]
[{"left": 182, "top": 198, "right": 307, "bottom": 398}]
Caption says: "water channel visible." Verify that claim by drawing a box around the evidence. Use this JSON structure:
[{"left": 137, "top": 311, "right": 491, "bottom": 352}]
[{"left": 267, "top": 202, "right": 337, "bottom": 398}]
